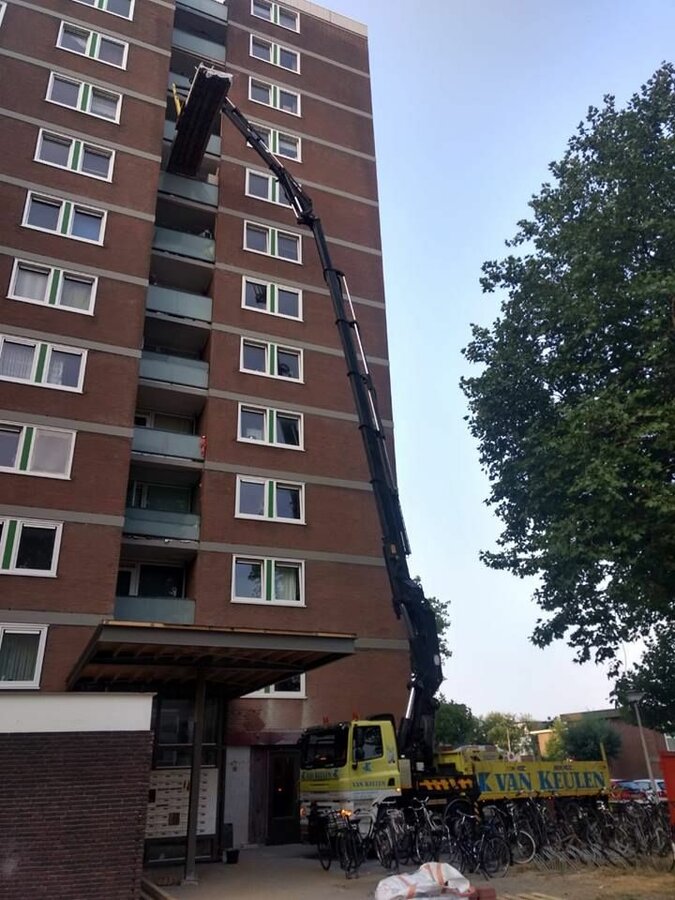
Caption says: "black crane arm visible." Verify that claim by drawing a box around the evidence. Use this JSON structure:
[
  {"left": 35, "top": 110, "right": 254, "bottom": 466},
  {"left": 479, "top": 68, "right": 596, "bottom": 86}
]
[{"left": 168, "top": 66, "right": 444, "bottom": 769}]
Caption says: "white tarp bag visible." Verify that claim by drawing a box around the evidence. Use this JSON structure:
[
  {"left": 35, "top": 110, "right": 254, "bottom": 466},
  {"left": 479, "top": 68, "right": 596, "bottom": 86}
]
[{"left": 374, "top": 862, "right": 472, "bottom": 900}]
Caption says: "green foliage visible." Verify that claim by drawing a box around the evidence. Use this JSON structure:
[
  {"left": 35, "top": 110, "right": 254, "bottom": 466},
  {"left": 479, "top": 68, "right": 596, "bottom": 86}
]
[
  {"left": 614, "top": 633, "right": 675, "bottom": 732},
  {"left": 435, "top": 698, "right": 482, "bottom": 746},
  {"left": 480, "top": 711, "right": 534, "bottom": 754},
  {"left": 562, "top": 717, "right": 622, "bottom": 761},
  {"left": 542, "top": 718, "right": 568, "bottom": 760},
  {"left": 461, "top": 64, "right": 675, "bottom": 690},
  {"left": 415, "top": 577, "right": 452, "bottom": 662}
]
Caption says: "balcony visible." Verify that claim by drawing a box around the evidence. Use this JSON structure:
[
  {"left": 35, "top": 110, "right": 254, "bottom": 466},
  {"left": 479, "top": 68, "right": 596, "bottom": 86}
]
[
  {"left": 158, "top": 172, "right": 218, "bottom": 207},
  {"left": 172, "top": 28, "right": 225, "bottom": 63},
  {"left": 176, "top": 0, "right": 228, "bottom": 26},
  {"left": 139, "top": 351, "right": 209, "bottom": 389},
  {"left": 124, "top": 507, "right": 200, "bottom": 541},
  {"left": 153, "top": 226, "right": 215, "bottom": 263},
  {"left": 164, "top": 120, "right": 220, "bottom": 158},
  {"left": 132, "top": 427, "right": 203, "bottom": 461},
  {"left": 114, "top": 595, "right": 196, "bottom": 625},
  {"left": 146, "top": 285, "right": 212, "bottom": 323}
]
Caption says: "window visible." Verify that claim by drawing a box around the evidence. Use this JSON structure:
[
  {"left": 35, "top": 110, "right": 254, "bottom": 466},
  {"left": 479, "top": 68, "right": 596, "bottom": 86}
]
[
  {"left": 242, "top": 276, "right": 301, "bottom": 319},
  {"left": 134, "top": 410, "right": 194, "bottom": 433},
  {"left": 353, "top": 725, "right": 384, "bottom": 762},
  {"left": 250, "top": 123, "right": 301, "bottom": 161},
  {"left": 240, "top": 338, "right": 302, "bottom": 381},
  {"left": 23, "top": 192, "right": 106, "bottom": 244},
  {"left": 247, "top": 674, "right": 305, "bottom": 698},
  {"left": 47, "top": 72, "right": 122, "bottom": 122},
  {"left": 0, "top": 335, "right": 86, "bottom": 392},
  {"left": 35, "top": 129, "right": 114, "bottom": 181},
  {"left": 127, "top": 481, "right": 192, "bottom": 514},
  {"left": 244, "top": 221, "right": 301, "bottom": 263},
  {"left": 8, "top": 260, "right": 97, "bottom": 314},
  {"left": 72, "top": 0, "right": 134, "bottom": 20},
  {"left": 116, "top": 563, "right": 185, "bottom": 598},
  {"left": 232, "top": 556, "right": 304, "bottom": 606},
  {"left": 245, "top": 169, "right": 291, "bottom": 207},
  {"left": 57, "top": 21, "right": 128, "bottom": 68},
  {"left": 0, "top": 625, "right": 48, "bottom": 688},
  {"left": 238, "top": 403, "right": 303, "bottom": 449},
  {"left": 251, "top": 0, "right": 299, "bottom": 33},
  {"left": 0, "top": 519, "right": 63, "bottom": 576},
  {"left": 666, "top": 735, "right": 675, "bottom": 752},
  {"left": 0, "top": 3, "right": 6, "bottom": 27},
  {"left": 0, "top": 422, "right": 75, "bottom": 478},
  {"left": 249, "top": 34, "right": 300, "bottom": 73},
  {"left": 235, "top": 476, "right": 304, "bottom": 523},
  {"left": 249, "top": 77, "right": 300, "bottom": 116}
]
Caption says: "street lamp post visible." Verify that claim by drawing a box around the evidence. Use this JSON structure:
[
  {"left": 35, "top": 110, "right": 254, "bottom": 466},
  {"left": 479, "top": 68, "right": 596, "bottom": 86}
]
[{"left": 626, "top": 689, "right": 659, "bottom": 796}]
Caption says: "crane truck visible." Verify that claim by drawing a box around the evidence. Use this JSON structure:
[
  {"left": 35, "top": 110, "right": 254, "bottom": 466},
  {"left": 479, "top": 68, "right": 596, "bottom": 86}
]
[{"left": 167, "top": 65, "right": 611, "bottom": 832}]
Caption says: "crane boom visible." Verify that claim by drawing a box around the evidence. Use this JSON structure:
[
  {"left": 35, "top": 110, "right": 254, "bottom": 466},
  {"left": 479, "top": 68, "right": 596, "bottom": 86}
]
[{"left": 168, "top": 65, "right": 444, "bottom": 770}]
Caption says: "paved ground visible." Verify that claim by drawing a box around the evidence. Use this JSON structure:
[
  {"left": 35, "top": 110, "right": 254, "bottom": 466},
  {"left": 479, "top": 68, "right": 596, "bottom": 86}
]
[{"left": 145, "top": 844, "right": 674, "bottom": 900}]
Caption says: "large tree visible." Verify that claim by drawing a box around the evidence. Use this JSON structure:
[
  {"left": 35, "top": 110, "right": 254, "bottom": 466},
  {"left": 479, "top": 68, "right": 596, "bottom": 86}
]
[
  {"left": 545, "top": 717, "right": 621, "bottom": 761},
  {"left": 461, "top": 64, "right": 675, "bottom": 719}
]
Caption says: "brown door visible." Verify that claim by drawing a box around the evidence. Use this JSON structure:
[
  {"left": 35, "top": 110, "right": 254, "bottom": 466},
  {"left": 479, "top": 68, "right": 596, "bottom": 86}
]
[{"left": 267, "top": 748, "right": 300, "bottom": 844}]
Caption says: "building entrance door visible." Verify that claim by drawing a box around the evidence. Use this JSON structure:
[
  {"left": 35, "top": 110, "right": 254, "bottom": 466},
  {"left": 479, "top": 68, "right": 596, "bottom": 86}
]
[{"left": 267, "top": 748, "right": 300, "bottom": 844}]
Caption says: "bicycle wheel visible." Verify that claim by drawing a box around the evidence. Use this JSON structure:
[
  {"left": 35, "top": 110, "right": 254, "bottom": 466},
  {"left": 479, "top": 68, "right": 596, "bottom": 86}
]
[
  {"left": 374, "top": 827, "right": 396, "bottom": 869},
  {"left": 414, "top": 826, "right": 436, "bottom": 863},
  {"left": 443, "top": 837, "right": 466, "bottom": 873},
  {"left": 479, "top": 835, "right": 510, "bottom": 878},
  {"left": 511, "top": 828, "right": 536, "bottom": 865},
  {"left": 317, "top": 827, "right": 333, "bottom": 870}
]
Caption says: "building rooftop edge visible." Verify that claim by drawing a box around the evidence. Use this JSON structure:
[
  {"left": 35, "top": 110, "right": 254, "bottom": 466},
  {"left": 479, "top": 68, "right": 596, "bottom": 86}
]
[{"left": 279, "top": 0, "right": 368, "bottom": 37}]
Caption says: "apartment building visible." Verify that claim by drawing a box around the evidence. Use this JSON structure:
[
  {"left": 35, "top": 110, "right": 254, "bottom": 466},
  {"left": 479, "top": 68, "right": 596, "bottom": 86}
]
[{"left": 0, "top": 0, "right": 409, "bottom": 861}]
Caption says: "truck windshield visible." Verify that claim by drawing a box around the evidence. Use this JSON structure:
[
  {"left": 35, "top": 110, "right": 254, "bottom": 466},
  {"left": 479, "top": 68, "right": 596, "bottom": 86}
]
[{"left": 300, "top": 727, "right": 348, "bottom": 769}]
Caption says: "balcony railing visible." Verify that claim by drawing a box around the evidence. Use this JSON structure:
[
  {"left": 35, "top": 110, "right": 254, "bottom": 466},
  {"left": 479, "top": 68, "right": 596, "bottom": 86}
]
[
  {"left": 153, "top": 226, "right": 215, "bottom": 263},
  {"left": 158, "top": 172, "right": 218, "bottom": 207},
  {"left": 139, "top": 351, "right": 209, "bottom": 389},
  {"left": 146, "top": 285, "right": 212, "bottom": 322},
  {"left": 164, "top": 120, "right": 221, "bottom": 157},
  {"left": 132, "top": 427, "right": 203, "bottom": 461},
  {"left": 172, "top": 28, "right": 225, "bottom": 63},
  {"left": 176, "top": 0, "right": 228, "bottom": 24},
  {"left": 114, "top": 595, "right": 196, "bottom": 625},
  {"left": 124, "top": 507, "right": 200, "bottom": 541}
]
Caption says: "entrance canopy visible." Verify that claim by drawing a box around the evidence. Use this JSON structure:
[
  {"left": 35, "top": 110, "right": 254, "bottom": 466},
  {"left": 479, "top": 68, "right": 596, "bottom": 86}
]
[{"left": 67, "top": 621, "right": 355, "bottom": 697}]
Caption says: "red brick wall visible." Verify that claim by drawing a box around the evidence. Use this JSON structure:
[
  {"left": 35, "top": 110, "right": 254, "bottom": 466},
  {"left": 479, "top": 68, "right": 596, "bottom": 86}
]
[{"left": 0, "top": 730, "right": 152, "bottom": 900}]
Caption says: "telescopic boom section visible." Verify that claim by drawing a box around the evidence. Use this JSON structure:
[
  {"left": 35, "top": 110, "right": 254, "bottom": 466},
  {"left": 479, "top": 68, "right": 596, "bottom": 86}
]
[{"left": 168, "top": 66, "right": 443, "bottom": 770}]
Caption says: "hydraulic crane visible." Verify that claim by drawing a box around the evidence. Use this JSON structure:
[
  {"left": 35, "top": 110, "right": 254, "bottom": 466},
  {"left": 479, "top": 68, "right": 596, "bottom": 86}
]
[{"left": 167, "top": 65, "right": 443, "bottom": 774}]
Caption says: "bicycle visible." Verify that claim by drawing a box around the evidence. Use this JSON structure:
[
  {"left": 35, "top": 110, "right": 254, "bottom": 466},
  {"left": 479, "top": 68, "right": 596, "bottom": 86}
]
[{"left": 443, "top": 811, "right": 510, "bottom": 878}]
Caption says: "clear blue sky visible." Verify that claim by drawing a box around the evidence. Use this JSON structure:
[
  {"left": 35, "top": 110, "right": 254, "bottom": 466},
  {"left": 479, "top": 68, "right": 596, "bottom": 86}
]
[{"left": 319, "top": 0, "right": 673, "bottom": 718}]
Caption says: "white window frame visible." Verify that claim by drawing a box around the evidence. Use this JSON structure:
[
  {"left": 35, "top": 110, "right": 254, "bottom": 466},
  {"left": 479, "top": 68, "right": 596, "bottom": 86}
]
[
  {"left": 35, "top": 129, "right": 115, "bottom": 183},
  {"left": 237, "top": 403, "right": 304, "bottom": 450},
  {"left": 0, "top": 421, "right": 76, "bottom": 479},
  {"left": 0, "top": 519, "right": 63, "bottom": 577},
  {"left": 235, "top": 475, "right": 305, "bottom": 524},
  {"left": 0, "top": 3, "right": 6, "bottom": 27},
  {"left": 241, "top": 275, "right": 302, "bottom": 320},
  {"left": 46, "top": 71, "right": 122, "bottom": 124},
  {"left": 57, "top": 20, "right": 129, "bottom": 70},
  {"left": 231, "top": 555, "right": 305, "bottom": 607},
  {"left": 243, "top": 220, "right": 302, "bottom": 264},
  {"left": 116, "top": 561, "right": 186, "bottom": 597},
  {"left": 245, "top": 168, "right": 291, "bottom": 208},
  {"left": 250, "top": 0, "right": 299, "bottom": 33},
  {"left": 0, "top": 335, "right": 87, "bottom": 393},
  {"left": 71, "top": 0, "right": 135, "bottom": 21},
  {"left": 239, "top": 337, "right": 303, "bottom": 382},
  {"left": 250, "top": 122, "right": 302, "bottom": 162},
  {"left": 249, "top": 34, "right": 300, "bottom": 74},
  {"left": 246, "top": 673, "right": 306, "bottom": 698},
  {"left": 22, "top": 192, "right": 107, "bottom": 246},
  {"left": 0, "top": 624, "right": 48, "bottom": 689},
  {"left": 248, "top": 77, "right": 301, "bottom": 117},
  {"left": 665, "top": 734, "right": 675, "bottom": 752},
  {"left": 8, "top": 258, "right": 98, "bottom": 316}
]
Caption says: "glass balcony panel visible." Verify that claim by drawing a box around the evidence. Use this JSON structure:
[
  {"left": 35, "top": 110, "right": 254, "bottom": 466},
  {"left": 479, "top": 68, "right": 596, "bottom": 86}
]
[
  {"left": 164, "top": 119, "right": 221, "bottom": 156},
  {"left": 139, "top": 351, "right": 209, "bottom": 389},
  {"left": 132, "top": 427, "right": 203, "bottom": 460},
  {"left": 153, "top": 227, "right": 215, "bottom": 262},
  {"left": 159, "top": 172, "right": 218, "bottom": 207},
  {"left": 123, "top": 506, "right": 200, "bottom": 541},
  {"left": 176, "top": 0, "right": 228, "bottom": 24},
  {"left": 114, "top": 595, "right": 196, "bottom": 625},
  {"left": 146, "top": 285, "right": 212, "bottom": 322},
  {"left": 172, "top": 28, "right": 225, "bottom": 63}
]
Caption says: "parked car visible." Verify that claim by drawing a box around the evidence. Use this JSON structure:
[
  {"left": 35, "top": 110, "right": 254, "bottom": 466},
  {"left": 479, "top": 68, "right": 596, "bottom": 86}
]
[{"left": 611, "top": 778, "right": 666, "bottom": 799}]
